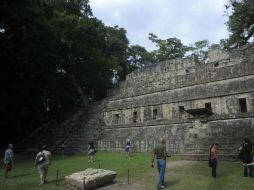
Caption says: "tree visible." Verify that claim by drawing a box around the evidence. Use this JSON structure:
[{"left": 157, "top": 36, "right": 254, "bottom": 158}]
[
  {"left": 127, "top": 45, "right": 153, "bottom": 71},
  {"left": 104, "top": 25, "right": 130, "bottom": 80},
  {"left": 0, "top": 0, "right": 131, "bottom": 146},
  {"left": 189, "top": 40, "right": 210, "bottom": 62},
  {"left": 0, "top": 0, "right": 62, "bottom": 144},
  {"left": 226, "top": 0, "right": 254, "bottom": 48},
  {"left": 148, "top": 33, "right": 190, "bottom": 62}
]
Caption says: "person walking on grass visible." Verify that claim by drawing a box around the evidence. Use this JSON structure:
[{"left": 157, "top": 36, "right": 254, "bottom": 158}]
[
  {"left": 151, "top": 138, "right": 171, "bottom": 190},
  {"left": 87, "top": 142, "right": 96, "bottom": 163},
  {"left": 239, "top": 138, "right": 253, "bottom": 177},
  {"left": 209, "top": 143, "right": 218, "bottom": 178},
  {"left": 34, "top": 145, "right": 52, "bottom": 185},
  {"left": 61, "top": 141, "right": 66, "bottom": 157},
  {"left": 125, "top": 139, "right": 131, "bottom": 158},
  {"left": 3, "top": 143, "right": 14, "bottom": 178}
]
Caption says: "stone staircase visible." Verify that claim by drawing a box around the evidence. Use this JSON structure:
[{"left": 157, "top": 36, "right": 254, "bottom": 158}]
[
  {"left": 15, "top": 101, "right": 106, "bottom": 155},
  {"left": 180, "top": 125, "right": 254, "bottom": 161},
  {"left": 49, "top": 101, "right": 106, "bottom": 154}
]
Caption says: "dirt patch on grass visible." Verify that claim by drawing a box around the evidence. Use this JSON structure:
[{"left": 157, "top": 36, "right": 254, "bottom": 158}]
[
  {"left": 167, "top": 160, "right": 197, "bottom": 169},
  {"left": 97, "top": 161, "right": 197, "bottom": 190},
  {"left": 97, "top": 181, "right": 148, "bottom": 190}
]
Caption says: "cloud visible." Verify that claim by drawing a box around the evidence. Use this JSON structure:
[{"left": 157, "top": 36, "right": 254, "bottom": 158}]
[
  {"left": 92, "top": 0, "right": 142, "bottom": 8},
  {"left": 90, "top": 0, "right": 229, "bottom": 51}
]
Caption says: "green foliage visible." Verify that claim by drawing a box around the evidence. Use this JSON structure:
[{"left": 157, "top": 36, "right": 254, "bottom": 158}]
[
  {"left": 226, "top": 0, "right": 254, "bottom": 48},
  {"left": 148, "top": 33, "right": 190, "bottom": 62},
  {"left": 0, "top": 0, "right": 130, "bottom": 144},
  {"left": 127, "top": 45, "right": 154, "bottom": 70},
  {"left": 189, "top": 40, "right": 210, "bottom": 62},
  {"left": 1, "top": 153, "right": 254, "bottom": 190},
  {"left": 189, "top": 40, "right": 225, "bottom": 62}
]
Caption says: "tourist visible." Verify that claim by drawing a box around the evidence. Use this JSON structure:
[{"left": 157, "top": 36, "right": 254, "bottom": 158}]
[
  {"left": 240, "top": 138, "right": 253, "bottom": 177},
  {"left": 209, "top": 143, "right": 218, "bottom": 178},
  {"left": 125, "top": 139, "right": 131, "bottom": 158},
  {"left": 34, "top": 145, "right": 52, "bottom": 185},
  {"left": 253, "top": 142, "right": 254, "bottom": 170},
  {"left": 61, "top": 141, "right": 66, "bottom": 157},
  {"left": 3, "top": 143, "right": 14, "bottom": 178},
  {"left": 151, "top": 138, "right": 171, "bottom": 190},
  {"left": 87, "top": 142, "right": 96, "bottom": 163}
]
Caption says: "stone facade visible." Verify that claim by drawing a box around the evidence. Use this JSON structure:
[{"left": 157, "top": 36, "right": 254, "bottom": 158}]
[{"left": 95, "top": 44, "right": 254, "bottom": 160}]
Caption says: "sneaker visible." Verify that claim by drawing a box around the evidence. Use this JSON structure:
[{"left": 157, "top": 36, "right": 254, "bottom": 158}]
[{"left": 160, "top": 185, "right": 165, "bottom": 189}]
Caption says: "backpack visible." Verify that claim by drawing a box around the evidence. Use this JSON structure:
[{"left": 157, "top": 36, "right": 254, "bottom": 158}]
[{"left": 37, "top": 152, "right": 46, "bottom": 164}]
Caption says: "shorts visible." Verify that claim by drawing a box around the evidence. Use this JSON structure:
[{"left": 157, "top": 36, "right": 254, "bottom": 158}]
[
  {"left": 125, "top": 146, "right": 130, "bottom": 152},
  {"left": 4, "top": 163, "right": 12, "bottom": 172},
  {"left": 88, "top": 149, "right": 95, "bottom": 156}
]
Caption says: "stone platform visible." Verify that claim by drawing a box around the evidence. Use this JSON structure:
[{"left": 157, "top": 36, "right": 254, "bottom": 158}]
[{"left": 65, "top": 168, "right": 117, "bottom": 190}]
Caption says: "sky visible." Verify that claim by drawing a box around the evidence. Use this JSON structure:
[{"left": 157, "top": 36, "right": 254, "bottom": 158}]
[{"left": 90, "top": 0, "right": 230, "bottom": 51}]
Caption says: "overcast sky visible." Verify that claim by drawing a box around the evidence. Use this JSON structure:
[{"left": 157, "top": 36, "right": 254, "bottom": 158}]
[{"left": 90, "top": 0, "right": 230, "bottom": 51}]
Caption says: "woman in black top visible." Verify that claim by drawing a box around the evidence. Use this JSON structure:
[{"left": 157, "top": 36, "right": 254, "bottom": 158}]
[{"left": 240, "top": 138, "right": 253, "bottom": 177}]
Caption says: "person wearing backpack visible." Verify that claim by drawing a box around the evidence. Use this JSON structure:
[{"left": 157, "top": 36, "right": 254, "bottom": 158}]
[{"left": 34, "top": 145, "right": 52, "bottom": 185}]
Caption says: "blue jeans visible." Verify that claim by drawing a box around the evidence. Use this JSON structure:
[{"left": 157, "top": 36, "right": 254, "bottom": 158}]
[
  {"left": 157, "top": 159, "right": 166, "bottom": 189},
  {"left": 210, "top": 159, "right": 217, "bottom": 178}
]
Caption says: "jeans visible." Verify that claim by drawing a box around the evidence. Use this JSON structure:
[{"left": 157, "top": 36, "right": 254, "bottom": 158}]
[
  {"left": 210, "top": 159, "right": 217, "bottom": 178},
  {"left": 157, "top": 159, "right": 166, "bottom": 189}
]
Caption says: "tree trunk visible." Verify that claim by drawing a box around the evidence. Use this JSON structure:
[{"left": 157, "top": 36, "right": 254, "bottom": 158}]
[{"left": 71, "top": 74, "right": 88, "bottom": 108}]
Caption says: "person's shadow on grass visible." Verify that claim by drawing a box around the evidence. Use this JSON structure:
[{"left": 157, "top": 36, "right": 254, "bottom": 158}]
[
  {"left": 10, "top": 173, "right": 30, "bottom": 178},
  {"left": 166, "top": 179, "right": 180, "bottom": 187}
]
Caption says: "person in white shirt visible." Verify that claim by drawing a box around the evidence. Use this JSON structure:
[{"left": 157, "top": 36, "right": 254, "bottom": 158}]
[{"left": 34, "top": 145, "right": 52, "bottom": 185}]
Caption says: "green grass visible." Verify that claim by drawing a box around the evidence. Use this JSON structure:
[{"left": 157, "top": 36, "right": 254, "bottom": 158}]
[{"left": 1, "top": 152, "right": 254, "bottom": 190}]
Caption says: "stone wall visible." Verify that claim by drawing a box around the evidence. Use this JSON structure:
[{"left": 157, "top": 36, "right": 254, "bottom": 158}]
[{"left": 95, "top": 44, "right": 254, "bottom": 160}]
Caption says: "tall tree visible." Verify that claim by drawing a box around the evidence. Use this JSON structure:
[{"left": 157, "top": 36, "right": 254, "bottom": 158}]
[
  {"left": 190, "top": 40, "right": 209, "bottom": 62},
  {"left": 127, "top": 45, "right": 153, "bottom": 70},
  {"left": 226, "top": 0, "right": 254, "bottom": 48},
  {"left": 148, "top": 33, "right": 190, "bottom": 62},
  {"left": 104, "top": 26, "right": 129, "bottom": 80},
  {"left": 0, "top": 0, "right": 131, "bottom": 146}
]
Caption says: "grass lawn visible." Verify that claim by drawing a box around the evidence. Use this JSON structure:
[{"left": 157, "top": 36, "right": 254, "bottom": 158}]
[{"left": 1, "top": 152, "right": 254, "bottom": 190}]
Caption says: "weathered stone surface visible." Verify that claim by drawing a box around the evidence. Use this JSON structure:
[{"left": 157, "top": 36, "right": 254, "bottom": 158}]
[
  {"left": 94, "top": 44, "right": 254, "bottom": 160},
  {"left": 19, "top": 44, "right": 254, "bottom": 161},
  {"left": 65, "top": 168, "right": 117, "bottom": 190}
]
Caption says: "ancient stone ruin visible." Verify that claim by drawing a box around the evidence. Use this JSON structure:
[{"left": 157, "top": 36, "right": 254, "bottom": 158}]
[
  {"left": 65, "top": 168, "right": 117, "bottom": 190},
  {"left": 17, "top": 44, "right": 254, "bottom": 161},
  {"left": 95, "top": 44, "right": 254, "bottom": 160}
]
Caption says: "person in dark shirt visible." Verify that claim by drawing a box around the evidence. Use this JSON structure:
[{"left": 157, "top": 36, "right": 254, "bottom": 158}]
[
  {"left": 151, "top": 138, "right": 171, "bottom": 190},
  {"left": 240, "top": 138, "right": 253, "bottom": 177}
]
